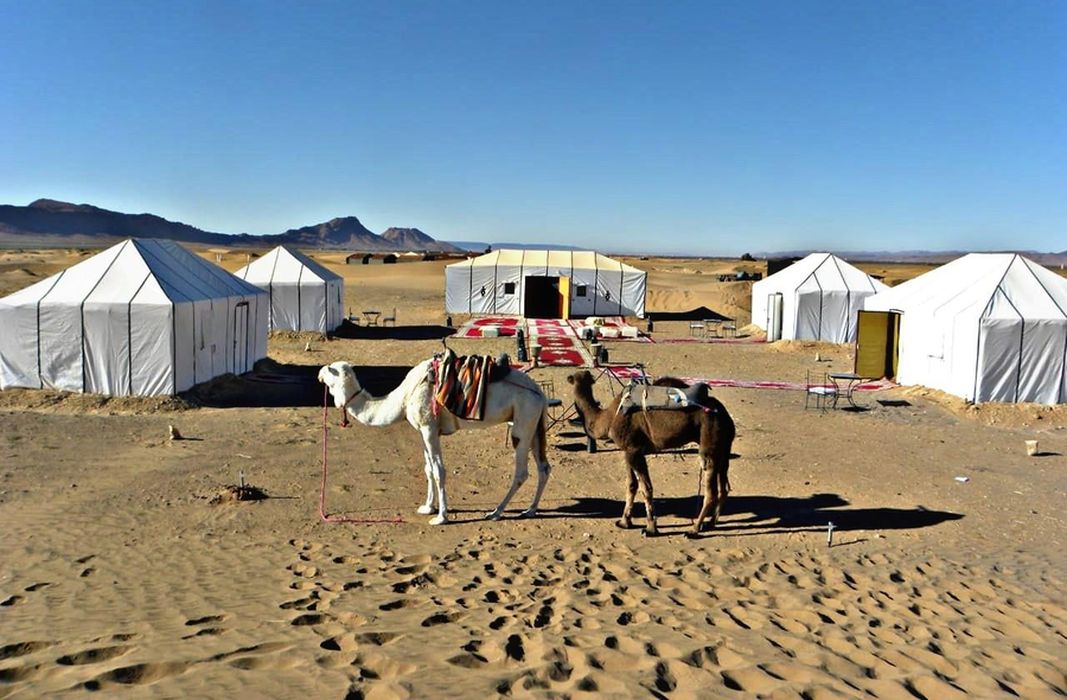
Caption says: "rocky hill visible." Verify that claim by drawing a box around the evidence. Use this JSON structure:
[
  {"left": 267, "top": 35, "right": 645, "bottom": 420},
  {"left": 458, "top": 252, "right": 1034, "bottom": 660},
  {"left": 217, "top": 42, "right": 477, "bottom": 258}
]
[{"left": 0, "top": 199, "right": 459, "bottom": 251}]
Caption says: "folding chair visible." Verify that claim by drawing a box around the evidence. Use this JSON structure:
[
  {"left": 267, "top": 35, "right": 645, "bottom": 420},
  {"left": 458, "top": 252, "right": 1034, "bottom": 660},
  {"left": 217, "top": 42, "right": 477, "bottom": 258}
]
[
  {"left": 804, "top": 371, "right": 838, "bottom": 410},
  {"left": 537, "top": 380, "right": 570, "bottom": 431}
]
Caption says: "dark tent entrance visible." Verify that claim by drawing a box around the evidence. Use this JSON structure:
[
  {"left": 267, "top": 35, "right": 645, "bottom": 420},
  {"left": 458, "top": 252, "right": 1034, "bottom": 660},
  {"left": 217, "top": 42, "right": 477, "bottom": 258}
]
[{"left": 523, "top": 275, "right": 568, "bottom": 319}]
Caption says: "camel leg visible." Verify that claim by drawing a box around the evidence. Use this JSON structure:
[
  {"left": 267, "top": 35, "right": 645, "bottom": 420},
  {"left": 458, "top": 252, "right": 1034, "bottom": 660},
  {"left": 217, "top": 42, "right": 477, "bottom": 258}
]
[
  {"left": 416, "top": 445, "right": 436, "bottom": 515},
  {"left": 690, "top": 454, "right": 717, "bottom": 537},
  {"left": 521, "top": 414, "right": 551, "bottom": 518},
  {"left": 420, "top": 426, "right": 448, "bottom": 525},
  {"left": 630, "top": 451, "right": 658, "bottom": 536},
  {"left": 712, "top": 451, "right": 731, "bottom": 528},
  {"left": 617, "top": 465, "right": 638, "bottom": 529},
  {"left": 486, "top": 436, "right": 530, "bottom": 520}
]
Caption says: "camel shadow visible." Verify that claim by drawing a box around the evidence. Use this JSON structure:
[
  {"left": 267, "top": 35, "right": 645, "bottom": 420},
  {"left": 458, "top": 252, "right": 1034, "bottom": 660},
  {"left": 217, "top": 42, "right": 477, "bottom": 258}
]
[
  {"left": 185, "top": 360, "right": 414, "bottom": 408},
  {"left": 331, "top": 320, "right": 455, "bottom": 341},
  {"left": 538, "top": 492, "right": 963, "bottom": 535}
]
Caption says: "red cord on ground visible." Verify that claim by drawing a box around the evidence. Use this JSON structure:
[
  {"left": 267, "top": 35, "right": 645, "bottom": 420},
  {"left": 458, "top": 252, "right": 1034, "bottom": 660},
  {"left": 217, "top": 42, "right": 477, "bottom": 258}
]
[{"left": 320, "top": 385, "right": 403, "bottom": 525}]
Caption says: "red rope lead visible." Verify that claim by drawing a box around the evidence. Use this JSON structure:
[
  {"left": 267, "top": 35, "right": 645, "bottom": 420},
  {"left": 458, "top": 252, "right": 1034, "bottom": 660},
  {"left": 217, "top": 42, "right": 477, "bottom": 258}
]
[{"left": 320, "top": 385, "right": 403, "bottom": 525}]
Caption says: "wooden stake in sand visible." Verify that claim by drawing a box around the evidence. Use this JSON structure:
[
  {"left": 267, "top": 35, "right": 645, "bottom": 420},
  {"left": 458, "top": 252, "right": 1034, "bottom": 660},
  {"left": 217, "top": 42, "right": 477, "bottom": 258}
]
[{"left": 827, "top": 521, "right": 836, "bottom": 547}]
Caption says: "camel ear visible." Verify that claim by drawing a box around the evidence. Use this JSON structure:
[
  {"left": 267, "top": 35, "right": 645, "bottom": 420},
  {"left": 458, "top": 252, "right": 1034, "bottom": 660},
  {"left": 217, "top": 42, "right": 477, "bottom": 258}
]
[{"left": 566, "top": 374, "right": 575, "bottom": 385}]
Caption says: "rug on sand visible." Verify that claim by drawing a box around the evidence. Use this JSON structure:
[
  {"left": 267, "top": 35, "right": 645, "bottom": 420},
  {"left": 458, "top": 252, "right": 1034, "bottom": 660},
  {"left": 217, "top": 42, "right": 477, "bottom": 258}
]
[
  {"left": 603, "top": 366, "right": 894, "bottom": 392},
  {"left": 454, "top": 317, "right": 521, "bottom": 338},
  {"left": 527, "top": 319, "right": 593, "bottom": 368}
]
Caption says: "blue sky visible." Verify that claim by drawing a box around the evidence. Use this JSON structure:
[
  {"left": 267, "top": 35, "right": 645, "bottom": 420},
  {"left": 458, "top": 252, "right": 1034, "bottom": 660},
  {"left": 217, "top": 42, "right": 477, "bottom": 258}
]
[{"left": 1, "top": 1, "right": 1064, "bottom": 255}]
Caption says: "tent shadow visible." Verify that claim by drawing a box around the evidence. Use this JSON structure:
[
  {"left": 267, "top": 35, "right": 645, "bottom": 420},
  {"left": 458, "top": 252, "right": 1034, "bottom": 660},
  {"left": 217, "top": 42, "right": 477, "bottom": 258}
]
[
  {"left": 185, "top": 361, "right": 415, "bottom": 408},
  {"left": 331, "top": 320, "right": 455, "bottom": 341},
  {"left": 537, "top": 492, "right": 964, "bottom": 535}
]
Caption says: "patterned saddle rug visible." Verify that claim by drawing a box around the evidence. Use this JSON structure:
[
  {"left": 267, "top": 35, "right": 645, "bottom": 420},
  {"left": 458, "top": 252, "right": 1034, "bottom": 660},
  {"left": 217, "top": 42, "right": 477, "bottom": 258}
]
[
  {"left": 617, "top": 381, "right": 717, "bottom": 416},
  {"left": 431, "top": 350, "right": 511, "bottom": 421}
]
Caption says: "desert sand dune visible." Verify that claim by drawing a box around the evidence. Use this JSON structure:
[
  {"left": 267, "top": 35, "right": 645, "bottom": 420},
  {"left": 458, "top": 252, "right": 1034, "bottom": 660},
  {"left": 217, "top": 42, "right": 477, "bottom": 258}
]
[{"left": 0, "top": 249, "right": 1064, "bottom": 698}]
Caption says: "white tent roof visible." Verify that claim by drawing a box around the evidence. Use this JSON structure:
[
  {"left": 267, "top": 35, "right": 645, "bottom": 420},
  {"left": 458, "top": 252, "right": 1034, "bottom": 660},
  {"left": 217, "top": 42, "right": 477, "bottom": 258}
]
[
  {"left": 758, "top": 252, "right": 885, "bottom": 294},
  {"left": 5, "top": 238, "right": 266, "bottom": 306},
  {"left": 457, "top": 249, "right": 645, "bottom": 274},
  {"left": 867, "top": 253, "right": 1067, "bottom": 319},
  {"left": 866, "top": 253, "right": 1067, "bottom": 404},
  {"left": 234, "top": 245, "right": 342, "bottom": 285}
]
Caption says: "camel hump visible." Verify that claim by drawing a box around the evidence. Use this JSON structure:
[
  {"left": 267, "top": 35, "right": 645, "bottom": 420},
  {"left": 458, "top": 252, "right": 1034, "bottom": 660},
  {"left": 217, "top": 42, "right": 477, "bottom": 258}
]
[{"left": 618, "top": 382, "right": 716, "bottom": 415}]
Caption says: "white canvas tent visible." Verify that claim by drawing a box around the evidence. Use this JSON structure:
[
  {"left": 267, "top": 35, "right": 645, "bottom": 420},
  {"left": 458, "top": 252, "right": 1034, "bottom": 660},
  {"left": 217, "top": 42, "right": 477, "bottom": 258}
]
[
  {"left": 752, "top": 253, "right": 888, "bottom": 342},
  {"left": 445, "top": 249, "right": 647, "bottom": 318},
  {"left": 234, "top": 246, "right": 344, "bottom": 332},
  {"left": 865, "top": 253, "right": 1067, "bottom": 404},
  {"left": 0, "top": 239, "right": 268, "bottom": 396}
]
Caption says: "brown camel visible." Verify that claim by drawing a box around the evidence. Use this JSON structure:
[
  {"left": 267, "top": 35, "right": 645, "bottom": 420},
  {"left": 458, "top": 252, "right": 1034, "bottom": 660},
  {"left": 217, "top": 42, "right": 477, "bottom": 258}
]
[{"left": 567, "top": 370, "right": 735, "bottom": 537}]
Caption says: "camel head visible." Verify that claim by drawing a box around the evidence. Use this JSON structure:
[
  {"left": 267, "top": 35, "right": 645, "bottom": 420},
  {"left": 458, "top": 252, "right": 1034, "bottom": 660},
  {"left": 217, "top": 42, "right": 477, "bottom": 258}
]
[
  {"left": 318, "top": 361, "right": 364, "bottom": 408},
  {"left": 566, "top": 370, "right": 596, "bottom": 394}
]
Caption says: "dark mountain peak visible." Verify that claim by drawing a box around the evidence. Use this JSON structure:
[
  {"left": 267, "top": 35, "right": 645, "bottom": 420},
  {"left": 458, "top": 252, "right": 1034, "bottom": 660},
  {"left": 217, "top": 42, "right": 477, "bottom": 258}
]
[
  {"left": 381, "top": 227, "right": 462, "bottom": 252},
  {"left": 1, "top": 199, "right": 464, "bottom": 252},
  {"left": 29, "top": 199, "right": 105, "bottom": 214}
]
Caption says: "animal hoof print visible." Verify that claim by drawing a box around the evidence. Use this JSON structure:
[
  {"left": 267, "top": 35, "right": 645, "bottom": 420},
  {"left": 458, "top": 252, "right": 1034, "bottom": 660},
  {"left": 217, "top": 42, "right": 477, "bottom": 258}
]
[
  {"left": 429, "top": 516, "right": 448, "bottom": 526},
  {"left": 416, "top": 505, "right": 434, "bottom": 515}
]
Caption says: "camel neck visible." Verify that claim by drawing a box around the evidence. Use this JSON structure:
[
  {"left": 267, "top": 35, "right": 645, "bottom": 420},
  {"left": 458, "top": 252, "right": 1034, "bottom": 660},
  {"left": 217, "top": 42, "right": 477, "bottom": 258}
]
[{"left": 349, "top": 386, "right": 407, "bottom": 427}]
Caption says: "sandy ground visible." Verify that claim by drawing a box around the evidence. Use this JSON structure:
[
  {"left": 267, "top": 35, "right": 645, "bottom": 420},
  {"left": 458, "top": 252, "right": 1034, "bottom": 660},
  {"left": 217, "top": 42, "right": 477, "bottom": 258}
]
[{"left": 1, "top": 250, "right": 1065, "bottom": 698}]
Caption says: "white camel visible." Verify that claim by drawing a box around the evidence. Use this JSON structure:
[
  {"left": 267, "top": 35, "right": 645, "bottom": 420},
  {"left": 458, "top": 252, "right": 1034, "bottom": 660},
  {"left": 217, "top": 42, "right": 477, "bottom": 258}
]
[{"left": 318, "top": 359, "right": 551, "bottom": 525}]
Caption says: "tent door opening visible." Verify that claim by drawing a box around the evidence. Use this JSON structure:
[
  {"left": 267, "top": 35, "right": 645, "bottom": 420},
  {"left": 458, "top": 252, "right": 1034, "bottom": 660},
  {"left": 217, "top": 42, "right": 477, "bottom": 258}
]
[
  {"left": 233, "top": 302, "right": 250, "bottom": 375},
  {"left": 855, "top": 310, "right": 900, "bottom": 379},
  {"left": 523, "top": 276, "right": 564, "bottom": 319}
]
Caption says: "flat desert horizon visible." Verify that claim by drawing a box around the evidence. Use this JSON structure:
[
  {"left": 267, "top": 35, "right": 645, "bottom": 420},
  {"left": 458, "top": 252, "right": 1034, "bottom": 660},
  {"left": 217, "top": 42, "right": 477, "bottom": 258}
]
[{"left": 0, "top": 247, "right": 1064, "bottom": 698}]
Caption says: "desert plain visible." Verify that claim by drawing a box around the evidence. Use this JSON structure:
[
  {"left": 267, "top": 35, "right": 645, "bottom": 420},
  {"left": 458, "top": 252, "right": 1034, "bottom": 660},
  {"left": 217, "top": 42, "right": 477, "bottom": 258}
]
[{"left": 0, "top": 249, "right": 1064, "bottom": 699}]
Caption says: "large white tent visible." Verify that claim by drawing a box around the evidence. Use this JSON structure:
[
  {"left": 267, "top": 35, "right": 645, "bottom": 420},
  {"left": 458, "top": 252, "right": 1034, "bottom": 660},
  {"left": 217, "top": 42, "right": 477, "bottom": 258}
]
[
  {"left": 445, "top": 249, "right": 647, "bottom": 318},
  {"left": 865, "top": 253, "right": 1067, "bottom": 404},
  {"left": 0, "top": 239, "right": 268, "bottom": 396},
  {"left": 234, "top": 246, "right": 344, "bottom": 332},
  {"left": 752, "top": 253, "right": 888, "bottom": 342}
]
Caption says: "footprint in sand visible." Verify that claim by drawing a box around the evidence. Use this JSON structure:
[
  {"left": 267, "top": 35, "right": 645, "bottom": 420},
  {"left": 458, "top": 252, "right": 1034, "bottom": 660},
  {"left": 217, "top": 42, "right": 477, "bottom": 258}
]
[
  {"left": 185, "top": 614, "right": 228, "bottom": 626},
  {"left": 0, "top": 641, "right": 54, "bottom": 660},
  {"left": 421, "top": 611, "right": 464, "bottom": 627},
  {"left": 290, "top": 613, "right": 328, "bottom": 626},
  {"left": 88, "top": 661, "right": 191, "bottom": 687},
  {"left": 56, "top": 645, "right": 131, "bottom": 666}
]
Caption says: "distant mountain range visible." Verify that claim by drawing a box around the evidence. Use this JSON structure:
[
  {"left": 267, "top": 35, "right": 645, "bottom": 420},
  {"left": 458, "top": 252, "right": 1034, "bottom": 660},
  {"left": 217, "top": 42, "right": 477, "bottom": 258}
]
[{"left": 0, "top": 199, "right": 463, "bottom": 252}]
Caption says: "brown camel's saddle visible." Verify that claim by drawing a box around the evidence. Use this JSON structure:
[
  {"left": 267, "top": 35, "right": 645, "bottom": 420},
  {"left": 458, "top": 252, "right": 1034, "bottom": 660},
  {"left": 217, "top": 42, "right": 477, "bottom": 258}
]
[
  {"left": 616, "top": 381, "right": 716, "bottom": 416},
  {"left": 430, "top": 349, "right": 512, "bottom": 421}
]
